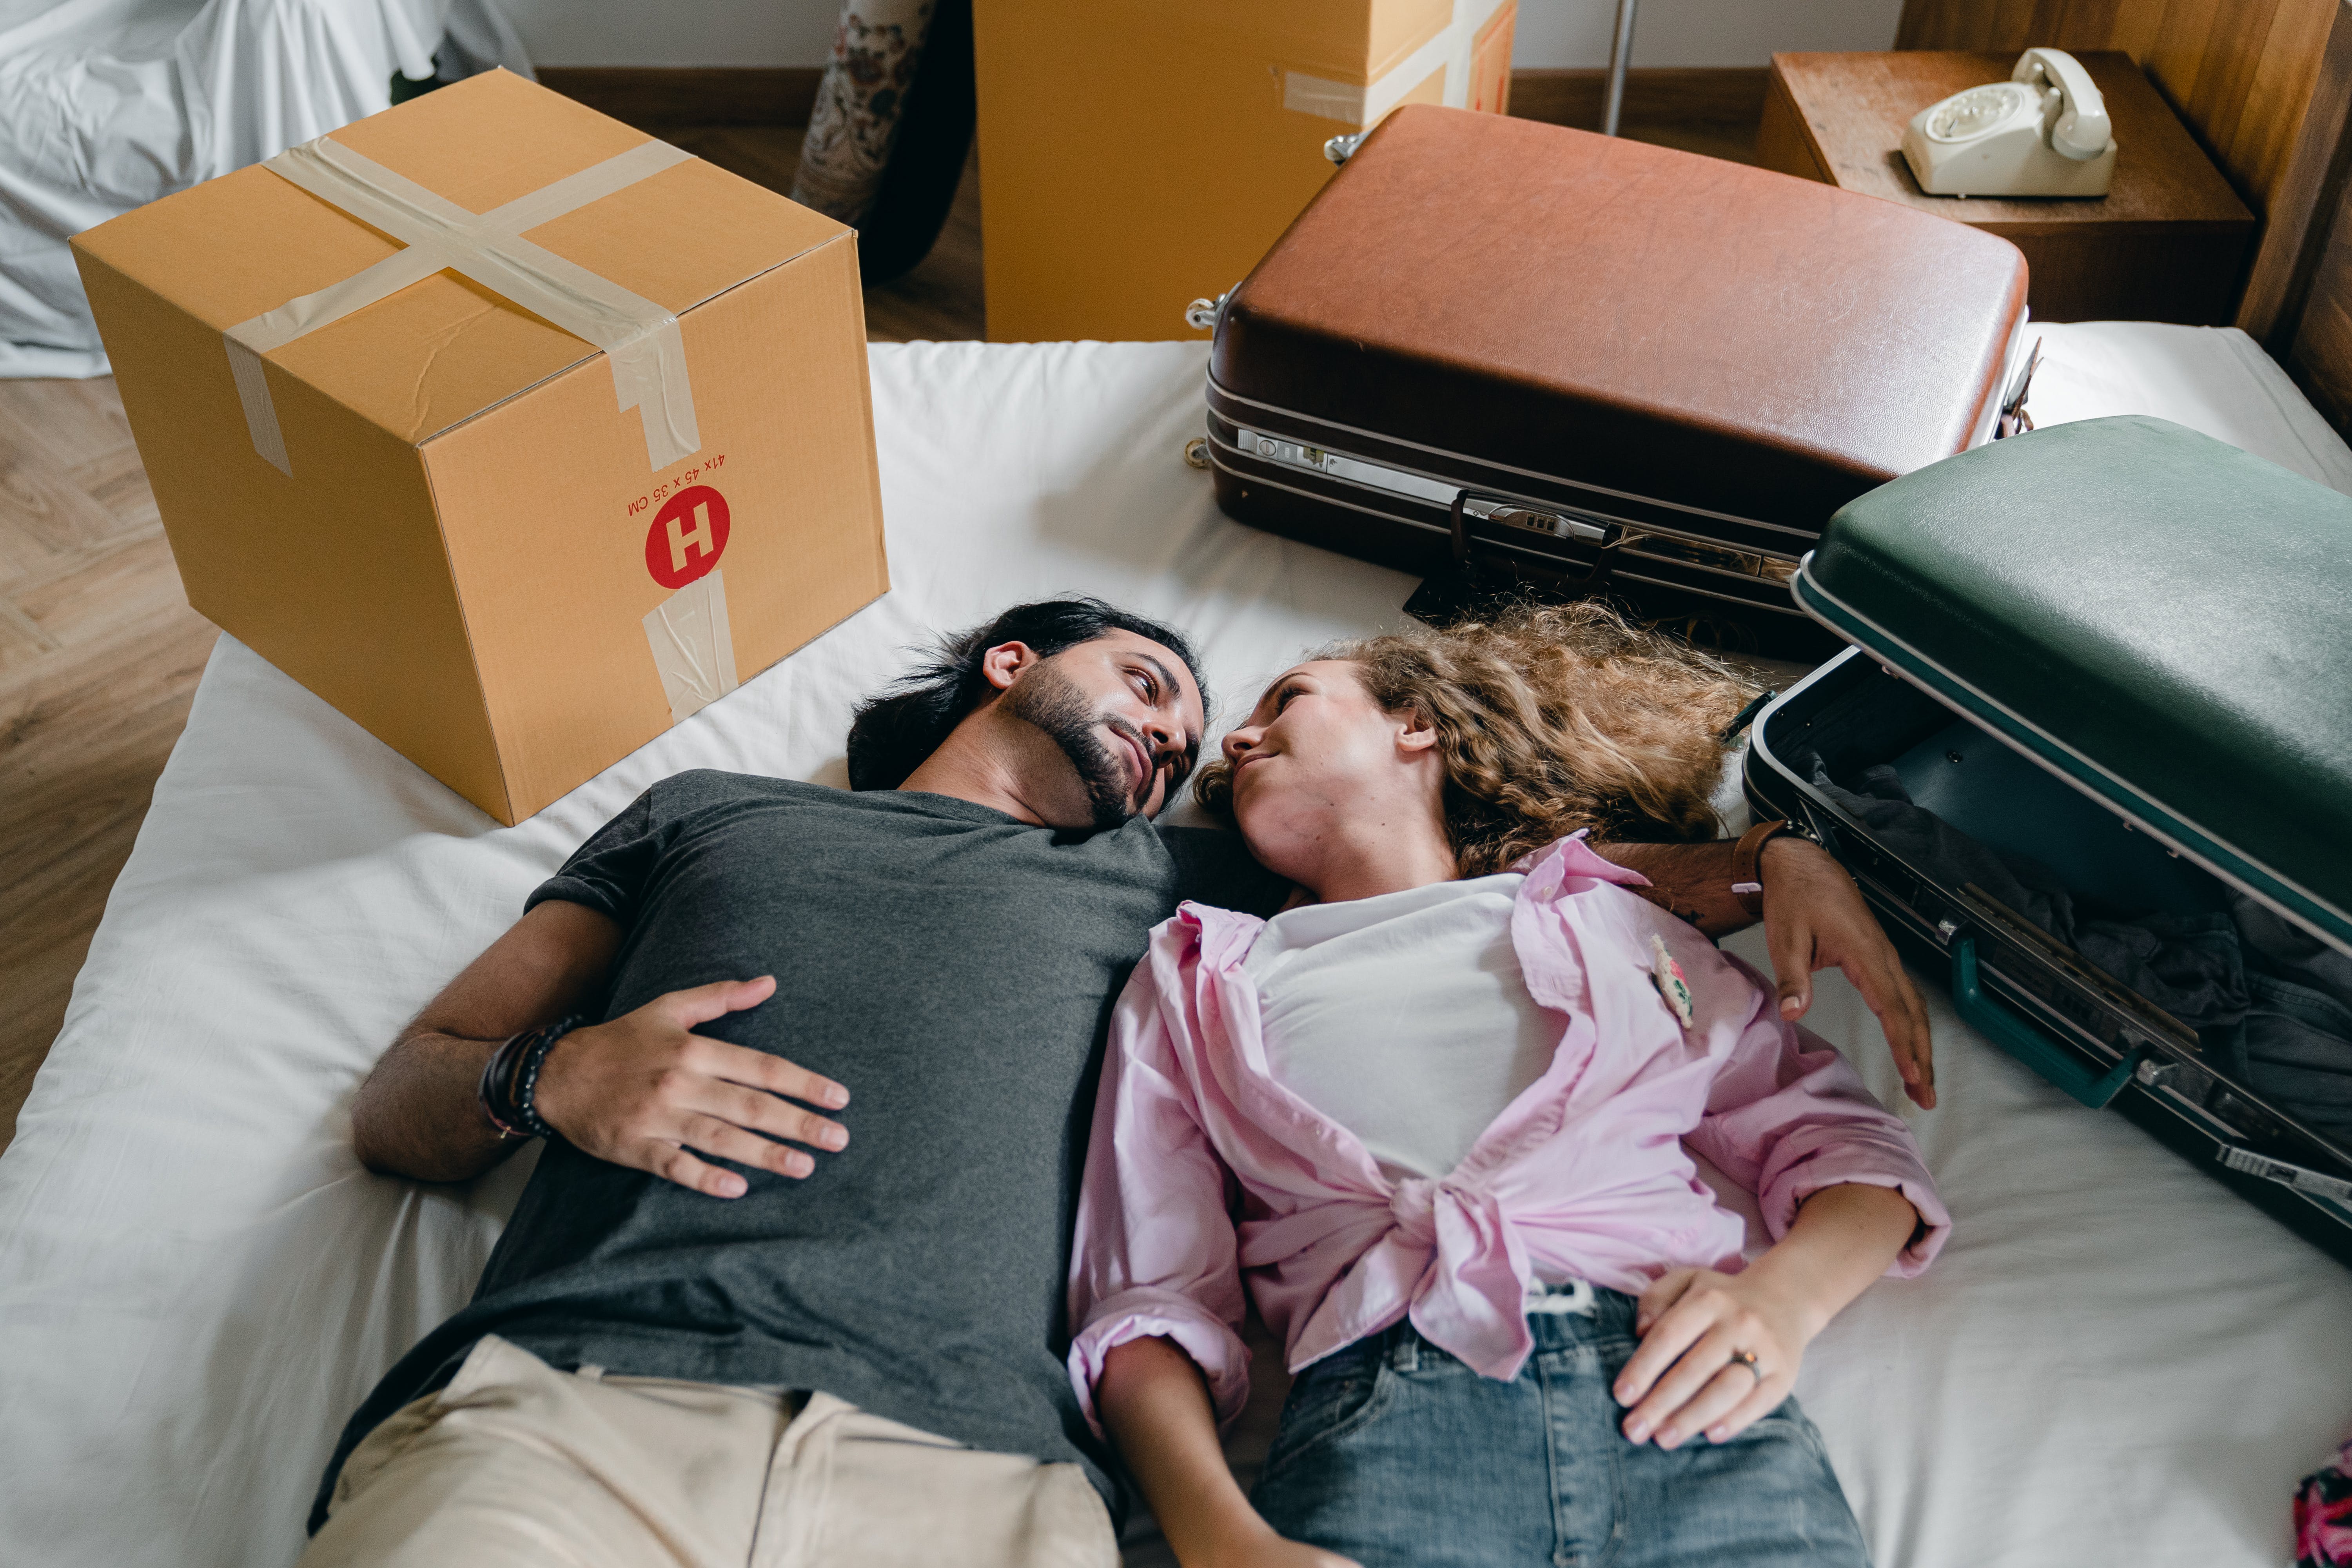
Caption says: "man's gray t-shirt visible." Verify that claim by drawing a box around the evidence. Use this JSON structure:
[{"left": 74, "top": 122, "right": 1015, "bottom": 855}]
[{"left": 313, "top": 772, "right": 1284, "bottom": 1526}]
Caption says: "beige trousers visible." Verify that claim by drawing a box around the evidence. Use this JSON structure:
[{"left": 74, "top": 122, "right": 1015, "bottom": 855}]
[{"left": 300, "top": 1336, "right": 1120, "bottom": 1568}]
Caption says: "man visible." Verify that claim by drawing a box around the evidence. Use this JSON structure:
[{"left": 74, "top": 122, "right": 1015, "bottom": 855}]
[{"left": 305, "top": 597, "right": 1931, "bottom": 1568}]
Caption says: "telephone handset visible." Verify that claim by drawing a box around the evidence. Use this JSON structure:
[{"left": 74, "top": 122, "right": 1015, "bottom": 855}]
[{"left": 1900, "top": 48, "right": 2118, "bottom": 198}]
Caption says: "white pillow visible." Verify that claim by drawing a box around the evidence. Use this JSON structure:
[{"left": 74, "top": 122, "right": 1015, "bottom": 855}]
[{"left": 2021, "top": 320, "right": 2352, "bottom": 496}]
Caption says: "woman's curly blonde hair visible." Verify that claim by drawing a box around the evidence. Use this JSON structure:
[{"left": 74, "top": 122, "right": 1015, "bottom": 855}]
[{"left": 1195, "top": 601, "right": 1759, "bottom": 876}]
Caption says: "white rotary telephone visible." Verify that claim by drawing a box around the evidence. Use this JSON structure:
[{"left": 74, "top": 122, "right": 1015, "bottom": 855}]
[{"left": 1900, "top": 49, "right": 2118, "bottom": 197}]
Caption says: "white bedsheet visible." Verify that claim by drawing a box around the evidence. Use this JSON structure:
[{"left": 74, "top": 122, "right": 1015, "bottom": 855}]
[{"left": 4, "top": 334, "right": 2350, "bottom": 1568}]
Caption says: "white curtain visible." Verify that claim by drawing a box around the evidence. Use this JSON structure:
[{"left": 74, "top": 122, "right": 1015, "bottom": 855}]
[{"left": 0, "top": 0, "right": 532, "bottom": 378}]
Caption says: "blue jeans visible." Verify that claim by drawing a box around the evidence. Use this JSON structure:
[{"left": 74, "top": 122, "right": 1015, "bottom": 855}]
[{"left": 1251, "top": 1289, "right": 1871, "bottom": 1568}]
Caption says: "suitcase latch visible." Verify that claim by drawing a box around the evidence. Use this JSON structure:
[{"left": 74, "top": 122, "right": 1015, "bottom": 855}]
[{"left": 1461, "top": 497, "right": 1610, "bottom": 543}]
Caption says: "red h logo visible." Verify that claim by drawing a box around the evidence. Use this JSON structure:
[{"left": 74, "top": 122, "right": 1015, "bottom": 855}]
[{"left": 645, "top": 485, "right": 731, "bottom": 589}]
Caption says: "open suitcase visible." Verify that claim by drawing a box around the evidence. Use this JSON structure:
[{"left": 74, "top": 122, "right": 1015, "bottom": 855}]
[
  {"left": 1746, "top": 415, "right": 2352, "bottom": 1263},
  {"left": 1196, "top": 105, "right": 2032, "bottom": 661}
]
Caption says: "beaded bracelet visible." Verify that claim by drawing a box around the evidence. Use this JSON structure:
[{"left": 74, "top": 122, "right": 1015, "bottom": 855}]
[{"left": 477, "top": 1016, "right": 581, "bottom": 1141}]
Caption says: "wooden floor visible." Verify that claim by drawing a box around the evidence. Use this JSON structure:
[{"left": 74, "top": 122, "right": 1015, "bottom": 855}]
[{"left": 0, "top": 106, "right": 1752, "bottom": 1154}]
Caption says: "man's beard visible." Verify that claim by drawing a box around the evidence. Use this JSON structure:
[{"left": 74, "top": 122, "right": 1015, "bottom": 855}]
[{"left": 1005, "top": 665, "right": 1141, "bottom": 831}]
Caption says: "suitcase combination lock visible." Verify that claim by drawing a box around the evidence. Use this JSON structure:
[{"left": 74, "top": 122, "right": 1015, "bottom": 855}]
[
  {"left": 1467, "top": 498, "right": 1596, "bottom": 542},
  {"left": 1451, "top": 489, "right": 1618, "bottom": 583}
]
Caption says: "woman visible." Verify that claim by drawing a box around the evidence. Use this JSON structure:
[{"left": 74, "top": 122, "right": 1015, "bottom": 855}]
[{"left": 1066, "top": 603, "right": 1945, "bottom": 1568}]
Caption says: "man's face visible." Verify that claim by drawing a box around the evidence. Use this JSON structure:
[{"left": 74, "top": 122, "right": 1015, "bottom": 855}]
[{"left": 1001, "top": 631, "right": 1206, "bottom": 829}]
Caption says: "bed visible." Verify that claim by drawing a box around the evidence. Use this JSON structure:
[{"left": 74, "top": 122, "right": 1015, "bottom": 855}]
[{"left": 2, "top": 326, "right": 2350, "bottom": 1568}]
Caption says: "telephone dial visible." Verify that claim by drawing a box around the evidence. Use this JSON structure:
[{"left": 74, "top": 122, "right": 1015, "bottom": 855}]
[{"left": 1900, "top": 49, "right": 2118, "bottom": 198}]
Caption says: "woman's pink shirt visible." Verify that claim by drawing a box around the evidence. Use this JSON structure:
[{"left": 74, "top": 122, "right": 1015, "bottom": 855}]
[{"left": 1065, "top": 834, "right": 1949, "bottom": 1434}]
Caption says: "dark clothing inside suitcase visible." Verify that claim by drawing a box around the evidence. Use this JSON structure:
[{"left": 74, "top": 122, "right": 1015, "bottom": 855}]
[
  {"left": 1808, "top": 758, "right": 2251, "bottom": 1027},
  {"left": 1808, "top": 755, "right": 2352, "bottom": 1140},
  {"left": 2227, "top": 895, "right": 2352, "bottom": 1145}
]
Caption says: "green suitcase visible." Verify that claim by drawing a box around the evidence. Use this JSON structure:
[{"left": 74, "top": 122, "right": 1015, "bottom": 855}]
[{"left": 1746, "top": 415, "right": 2352, "bottom": 1261}]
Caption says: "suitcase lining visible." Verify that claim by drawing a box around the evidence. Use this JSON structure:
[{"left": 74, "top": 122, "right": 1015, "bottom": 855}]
[{"left": 1750, "top": 651, "right": 2352, "bottom": 1262}]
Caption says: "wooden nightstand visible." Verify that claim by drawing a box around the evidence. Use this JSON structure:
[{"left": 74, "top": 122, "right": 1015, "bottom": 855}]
[{"left": 1759, "top": 51, "right": 2255, "bottom": 325}]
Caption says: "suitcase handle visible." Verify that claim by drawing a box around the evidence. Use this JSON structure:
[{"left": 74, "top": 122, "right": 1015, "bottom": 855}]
[{"left": 1952, "top": 936, "right": 2149, "bottom": 1109}]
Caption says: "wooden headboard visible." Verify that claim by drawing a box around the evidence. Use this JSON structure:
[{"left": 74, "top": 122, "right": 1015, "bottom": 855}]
[
  {"left": 2242, "top": 0, "right": 2352, "bottom": 434},
  {"left": 1900, "top": 0, "right": 2352, "bottom": 438}
]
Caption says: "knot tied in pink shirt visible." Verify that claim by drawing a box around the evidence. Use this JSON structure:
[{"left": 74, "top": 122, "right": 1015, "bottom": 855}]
[
  {"left": 1065, "top": 835, "right": 1948, "bottom": 1435},
  {"left": 1384, "top": 1173, "right": 1541, "bottom": 1376}
]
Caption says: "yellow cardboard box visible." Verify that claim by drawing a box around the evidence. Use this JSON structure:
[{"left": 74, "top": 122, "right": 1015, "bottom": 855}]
[
  {"left": 973, "top": 0, "right": 1517, "bottom": 343},
  {"left": 71, "top": 70, "right": 889, "bottom": 824}
]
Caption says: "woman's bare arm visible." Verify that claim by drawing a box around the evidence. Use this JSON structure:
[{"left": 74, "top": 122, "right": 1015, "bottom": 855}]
[{"left": 1097, "top": 1337, "right": 1357, "bottom": 1568}]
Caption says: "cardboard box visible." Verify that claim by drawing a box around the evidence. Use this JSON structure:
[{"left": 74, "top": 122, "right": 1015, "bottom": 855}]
[
  {"left": 973, "top": 0, "right": 1517, "bottom": 343},
  {"left": 71, "top": 70, "right": 889, "bottom": 825}
]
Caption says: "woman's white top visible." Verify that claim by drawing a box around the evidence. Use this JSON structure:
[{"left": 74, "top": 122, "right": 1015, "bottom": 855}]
[{"left": 1242, "top": 872, "right": 1561, "bottom": 1181}]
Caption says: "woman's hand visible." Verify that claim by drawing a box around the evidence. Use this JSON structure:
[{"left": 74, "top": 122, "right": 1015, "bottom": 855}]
[
  {"left": 1611, "top": 1266, "right": 1818, "bottom": 1450},
  {"left": 1612, "top": 1184, "right": 1924, "bottom": 1450}
]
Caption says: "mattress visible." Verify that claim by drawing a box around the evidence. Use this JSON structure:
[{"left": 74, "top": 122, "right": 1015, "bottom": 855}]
[{"left": 3, "top": 328, "right": 2349, "bottom": 1568}]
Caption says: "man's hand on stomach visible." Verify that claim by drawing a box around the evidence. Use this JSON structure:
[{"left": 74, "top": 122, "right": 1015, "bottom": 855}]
[
  {"left": 350, "top": 900, "right": 851, "bottom": 1194},
  {"left": 535, "top": 976, "right": 851, "bottom": 1198}
]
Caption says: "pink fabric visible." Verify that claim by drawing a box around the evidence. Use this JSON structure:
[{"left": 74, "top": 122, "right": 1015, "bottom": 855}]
[{"left": 1066, "top": 835, "right": 1949, "bottom": 1434}]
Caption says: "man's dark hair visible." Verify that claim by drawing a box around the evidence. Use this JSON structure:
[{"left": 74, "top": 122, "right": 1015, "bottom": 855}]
[{"left": 846, "top": 597, "right": 1207, "bottom": 793}]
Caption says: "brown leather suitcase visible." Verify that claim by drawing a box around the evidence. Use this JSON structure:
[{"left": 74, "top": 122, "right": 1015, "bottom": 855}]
[{"left": 1195, "top": 106, "right": 2032, "bottom": 659}]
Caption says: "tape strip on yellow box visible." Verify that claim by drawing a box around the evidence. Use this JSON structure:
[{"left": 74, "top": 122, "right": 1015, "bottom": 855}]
[
  {"left": 225, "top": 133, "right": 702, "bottom": 475},
  {"left": 642, "top": 566, "right": 740, "bottom": 726},
  {"left": 1281, "top": 13, "right": 1472, "bottom": 125}
]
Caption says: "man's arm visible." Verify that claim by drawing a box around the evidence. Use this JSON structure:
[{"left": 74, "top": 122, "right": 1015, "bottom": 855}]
[
  {"left": 1595, "top": 838, "right": 1755, "bottom": 937},
  {"left": 1597, "top": 835, "right": 1936, "bottom": 1109},
  {"left": 351, "top": 901, "right": 617, "bottom": 1180},
  {"left": 351, "top": 899, "right": 851, "bottom": 1196}
]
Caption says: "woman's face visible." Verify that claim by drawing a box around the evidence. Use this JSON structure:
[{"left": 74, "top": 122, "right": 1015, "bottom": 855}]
[{"left": 1220, "top": 660, "right": 1437, "bottom": 873}]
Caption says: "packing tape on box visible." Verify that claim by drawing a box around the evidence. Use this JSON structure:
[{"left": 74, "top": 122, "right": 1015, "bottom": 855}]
[
  {"left": 642, "top": 568, "right": 740, "bottom": 726},
  {"left": 223, "top": 133, "right": 702, "bottom": 477},
  {"left": 1280, "top": 10, "right": 1471, "bottom": 125}
]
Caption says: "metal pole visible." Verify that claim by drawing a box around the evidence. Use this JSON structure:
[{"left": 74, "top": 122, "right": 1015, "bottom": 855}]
[{"left": 1601, "top": 0, "right": 1639, "bottom": 136}]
